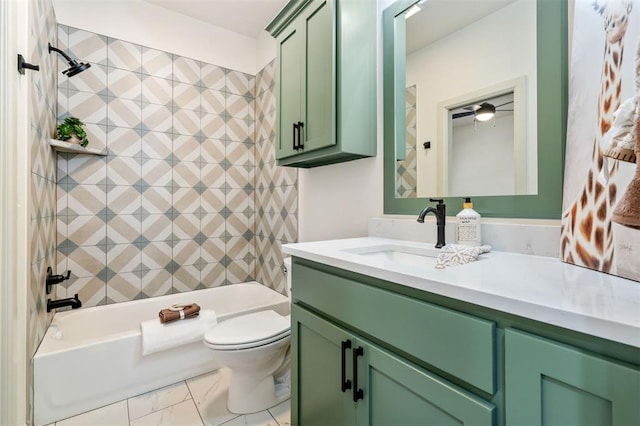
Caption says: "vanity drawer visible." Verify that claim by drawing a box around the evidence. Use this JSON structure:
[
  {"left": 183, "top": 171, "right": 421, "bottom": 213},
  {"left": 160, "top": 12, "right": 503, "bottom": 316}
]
[{"left": 292, "top": 261, "right": 496, "bottom": 394}]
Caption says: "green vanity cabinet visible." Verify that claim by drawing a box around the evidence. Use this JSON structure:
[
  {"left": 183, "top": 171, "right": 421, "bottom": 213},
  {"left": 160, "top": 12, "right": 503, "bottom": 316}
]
[
  {"left": 505, "top": 329, "right": 640, "bottom": 425},
  {"left": 292, "top": 304, "right": 353, "bottom": 425},
  {"left": 266, "top": 0, "right": 377, "bottom": 168},
  {"left": 291, "top": 260, "right": 497, "bottom": 425},
  {"left": 289, "top": 257, "right": 640, "bottom": 425},
  {"left": 292, "top": 304, "right": 495, "bottom": 425}
]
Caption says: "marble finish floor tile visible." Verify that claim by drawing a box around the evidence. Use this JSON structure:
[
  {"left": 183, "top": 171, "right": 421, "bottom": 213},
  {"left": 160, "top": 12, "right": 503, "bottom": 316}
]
[
  {"left": 50, "top": 368, "right": 290, "bottom": 426},
  {"left": 128, "top": 381, "right": 192, "bottom": 420},
  {"left": 186, "top": 369, "right": 239, "bottom": 426},
  {"left": 130, "top": 399, "right": 202, "bottom": 426},
  {"left": 267, "top": 400, "right": 290, "bottom": 426},
  {"left": 55, "top": 400, "right": 129, "bottom": 425},
  {"left": 219, "top": 410, "right": 277, "bottom": 426}
]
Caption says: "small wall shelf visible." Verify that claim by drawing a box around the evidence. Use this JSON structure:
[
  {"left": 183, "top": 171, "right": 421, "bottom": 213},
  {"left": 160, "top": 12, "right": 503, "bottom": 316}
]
[{"left": 49, "top": 139, "right": 106, "bottom": 156}]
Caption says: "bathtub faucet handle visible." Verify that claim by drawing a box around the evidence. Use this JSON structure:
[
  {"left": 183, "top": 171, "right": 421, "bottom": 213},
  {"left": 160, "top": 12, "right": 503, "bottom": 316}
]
[{"left": 46, "top": 266, "right": 71, "bottom": 294}]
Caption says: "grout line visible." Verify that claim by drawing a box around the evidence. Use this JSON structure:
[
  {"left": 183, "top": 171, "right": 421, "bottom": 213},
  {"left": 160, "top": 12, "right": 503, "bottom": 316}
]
[
  {"left": 267, "top": 409, "right": 280, "bottom": 426},
  {"left": 218, "top": 414, "right": 244, "bottom": 425},
  {"left": 127, "top": 380, "right": 195, "bottom": 422},
  {"left": 128, "top": 397, "right": 200, "bottom": 425},
  {"left": 125, "top": 398, "right": 131, "bottom": 426},
  {"left": 186, "top": 379, "right": 207, "bottom": 426},
  {"left": 188, "top": 397, "right": 205, "bottom": 426}
]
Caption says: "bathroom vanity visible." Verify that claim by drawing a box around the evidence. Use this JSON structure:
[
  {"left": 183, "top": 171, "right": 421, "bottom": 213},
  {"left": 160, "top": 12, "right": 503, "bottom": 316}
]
[{"left": 282, "top": 238, "right": 640, "bottom": 425}]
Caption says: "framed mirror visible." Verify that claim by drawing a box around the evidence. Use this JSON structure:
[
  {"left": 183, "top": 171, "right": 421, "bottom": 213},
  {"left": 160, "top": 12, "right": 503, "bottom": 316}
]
[{"left": 383, "top": 0, "right": 568, "bottom": 218}]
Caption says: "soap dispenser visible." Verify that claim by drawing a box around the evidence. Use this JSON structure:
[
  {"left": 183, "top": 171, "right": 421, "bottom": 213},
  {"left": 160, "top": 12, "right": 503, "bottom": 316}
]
[{"left": 455, "top": 198, "right": 481, "bottom": 246}]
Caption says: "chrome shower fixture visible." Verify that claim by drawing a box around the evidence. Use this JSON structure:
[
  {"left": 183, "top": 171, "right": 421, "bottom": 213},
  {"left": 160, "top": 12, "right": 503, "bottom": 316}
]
[{"left": 48, "top": 43, "right": 91, "bottom": 77}]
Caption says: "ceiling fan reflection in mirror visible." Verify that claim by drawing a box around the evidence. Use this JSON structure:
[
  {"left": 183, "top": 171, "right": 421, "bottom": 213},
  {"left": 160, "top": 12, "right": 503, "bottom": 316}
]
[{"left": 452, "top": 100, "right": 514, "bottom": 122}]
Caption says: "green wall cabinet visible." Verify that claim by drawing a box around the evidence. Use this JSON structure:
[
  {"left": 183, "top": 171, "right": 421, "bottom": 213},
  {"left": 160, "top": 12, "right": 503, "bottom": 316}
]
[
  {"left": 505, "top": 329, "right": 640, "bottom": 425},
  {"left": 292, "top": 304, "right": 495, "bottom": 425},
  {"left": 289, "top": 258, "right": 640, "bottom": 425},
  {"left": 266, "top": 0, "right": 377, "bottom": 168}
]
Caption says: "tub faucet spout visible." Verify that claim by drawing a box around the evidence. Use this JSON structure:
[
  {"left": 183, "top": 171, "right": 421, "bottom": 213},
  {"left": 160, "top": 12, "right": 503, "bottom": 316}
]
[
  {"left": 417, "top": 198, "right": 446, "bottom": 249},
  {"left": 47, "top": 294, "right": 82, "bottom": 312}
]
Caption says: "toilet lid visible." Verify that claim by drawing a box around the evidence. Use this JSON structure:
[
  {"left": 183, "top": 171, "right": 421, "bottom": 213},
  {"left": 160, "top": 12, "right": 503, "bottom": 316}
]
[{"left": 204, "top": 310, "right": 290, "bottom": 350}]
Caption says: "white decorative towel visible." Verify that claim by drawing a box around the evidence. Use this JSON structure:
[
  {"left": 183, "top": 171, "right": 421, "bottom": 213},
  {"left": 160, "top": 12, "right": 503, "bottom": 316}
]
[
  {"left": 141, "top": 310, "right": 217, "bottom": 356},
  {"left": 434, "top": 244, "right": 491, "bottom": 269}
]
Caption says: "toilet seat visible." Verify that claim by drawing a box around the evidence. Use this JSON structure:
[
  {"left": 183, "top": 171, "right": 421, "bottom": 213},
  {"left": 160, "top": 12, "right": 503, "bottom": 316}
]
[{"left": 204, "top": 310, "right": 290, "bottom": 351}]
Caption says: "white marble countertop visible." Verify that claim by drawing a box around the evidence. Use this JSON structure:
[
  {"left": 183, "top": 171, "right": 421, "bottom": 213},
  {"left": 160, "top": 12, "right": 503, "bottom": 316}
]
[{"left": 282, "top": 237, "right": 640, "bottom": 348}]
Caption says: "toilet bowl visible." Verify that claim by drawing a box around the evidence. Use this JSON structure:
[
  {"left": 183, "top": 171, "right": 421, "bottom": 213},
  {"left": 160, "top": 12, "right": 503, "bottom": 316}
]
[{"left": 203, "top": 258, "right": 293, "bottom": 414}]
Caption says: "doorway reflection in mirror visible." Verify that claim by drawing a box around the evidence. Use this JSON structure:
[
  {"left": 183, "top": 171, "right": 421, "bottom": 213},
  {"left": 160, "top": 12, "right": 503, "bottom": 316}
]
[{"left": 448, "top": 92, "right": 515, "bottom": 196}]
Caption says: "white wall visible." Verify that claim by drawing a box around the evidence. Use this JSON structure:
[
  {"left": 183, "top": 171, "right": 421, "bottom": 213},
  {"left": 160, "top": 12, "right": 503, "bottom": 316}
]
[
  {"left": 406, "top": 0, "right": 537, "bottom": 197},
  {"left": 53, "top": 0, "right": 259, "bottom": 74},
  {"left": 296, "top": 0, "right": 395, "bottom": 242},
  {"left": 298, "top": 156, "right": 383, "bottom": 242},
  {"left": 256, "top": 30, "right": 277, "bottom": 73},
  {"left": 2, "top": 0, "right": 32, "bottom": 423},
  {"left": 449, "top": 115, "right": 515, "bottom": 196}
]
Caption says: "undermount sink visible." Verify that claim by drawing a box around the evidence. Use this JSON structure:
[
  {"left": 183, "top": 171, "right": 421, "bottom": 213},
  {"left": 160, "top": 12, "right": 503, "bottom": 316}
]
[{"left": 343, "top": 244, "right": 441, "bottom": 269}]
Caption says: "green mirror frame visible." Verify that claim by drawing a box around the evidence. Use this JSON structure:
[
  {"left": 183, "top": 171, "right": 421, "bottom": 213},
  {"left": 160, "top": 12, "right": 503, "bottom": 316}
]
[{"left": 383, "top": 0, "right": 568, "bottom": 218}]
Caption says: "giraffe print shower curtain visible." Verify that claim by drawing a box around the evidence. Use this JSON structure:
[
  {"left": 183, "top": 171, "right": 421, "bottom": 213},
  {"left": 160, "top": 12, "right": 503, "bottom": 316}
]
[{"left": 561, "top": 0, "right": 640, "bottom": 282}]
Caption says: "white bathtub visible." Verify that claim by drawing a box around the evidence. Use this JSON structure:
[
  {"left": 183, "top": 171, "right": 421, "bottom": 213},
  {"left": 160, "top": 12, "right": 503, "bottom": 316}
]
[{"left": 33, "top": 282, "right": 289, "bottom": 426}]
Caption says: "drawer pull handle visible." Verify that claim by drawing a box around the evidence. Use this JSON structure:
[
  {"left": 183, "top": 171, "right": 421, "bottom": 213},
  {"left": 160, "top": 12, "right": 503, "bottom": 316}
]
[
  {"left": 352, "top": 346, "right": 364, "bottom": 402},
  {"left": 341, "top": 340, "right": 352, "bottom": 392}
]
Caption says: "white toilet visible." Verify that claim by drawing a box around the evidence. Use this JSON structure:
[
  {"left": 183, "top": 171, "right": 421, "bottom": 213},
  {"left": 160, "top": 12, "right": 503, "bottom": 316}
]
[{"left": 203, "top": 258, "right": 292, "bottom": 414}]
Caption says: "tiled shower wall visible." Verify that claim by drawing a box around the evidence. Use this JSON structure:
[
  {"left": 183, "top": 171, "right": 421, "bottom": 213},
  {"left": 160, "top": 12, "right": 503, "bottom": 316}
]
[
  {"left": 255, "top": 61, "right": 298, "bottom": 293},
  {"left": 28, "top": 0, "right": 58, "bottom": 417},
  {"left": 56, "top": 25, "right": 297, "bottom": 306}
]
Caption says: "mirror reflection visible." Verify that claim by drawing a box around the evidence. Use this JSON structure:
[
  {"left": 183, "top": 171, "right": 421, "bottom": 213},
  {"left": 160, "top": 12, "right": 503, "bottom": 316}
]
[
  {"left": 395, "top": 0, "right": 538, "bottom": 199},
  {"left": 447, "top": 91, "right": 516, "bottom": 196}
]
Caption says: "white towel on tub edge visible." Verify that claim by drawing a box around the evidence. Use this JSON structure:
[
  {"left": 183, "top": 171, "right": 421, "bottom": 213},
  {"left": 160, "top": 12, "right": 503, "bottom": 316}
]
[{"left": 141, "top": 310, "right": 217, "bottom": 356}]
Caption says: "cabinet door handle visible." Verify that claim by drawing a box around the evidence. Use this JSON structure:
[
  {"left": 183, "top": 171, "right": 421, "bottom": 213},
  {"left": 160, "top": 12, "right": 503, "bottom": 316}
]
[
  {"left": 341, "top": 340, "right": 352, "bottom": 392},
  {"left": 352, "top": 346, "right": 364, "bottom": 402},
  {"left": 296, "top": 121, "right": 304, "bottom": 150},
  {"left": 292, "top": 122, "right": 299, "bottom": 150}
]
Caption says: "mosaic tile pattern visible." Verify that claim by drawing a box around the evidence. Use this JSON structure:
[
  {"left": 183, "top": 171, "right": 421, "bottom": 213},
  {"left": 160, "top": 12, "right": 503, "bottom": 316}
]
[
  {"left": 397, "top": 85, "right": 417, "bottom": 198},
  {"left": 255, "top": 60, "right": 298, "bottom": 294},
  {"left": 57, "top": 27, "right": 297, "bottom": 305},
  {"left": 28, "top": 0, "right": 58, "bottom": 420}
]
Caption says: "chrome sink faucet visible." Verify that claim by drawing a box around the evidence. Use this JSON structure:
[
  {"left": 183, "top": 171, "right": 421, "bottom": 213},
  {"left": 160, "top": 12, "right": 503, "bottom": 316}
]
[{"left": 417, "top": 198, "right": 446, "bottom": 249}]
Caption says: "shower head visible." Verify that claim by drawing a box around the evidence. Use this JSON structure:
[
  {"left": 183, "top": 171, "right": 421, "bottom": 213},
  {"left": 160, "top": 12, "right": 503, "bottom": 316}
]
[
  {"left": 48, "top": 43, "right": 91, "bottom": 77},
  {"left": 63, "top": 61, "right": 91, "bottom": 77}
]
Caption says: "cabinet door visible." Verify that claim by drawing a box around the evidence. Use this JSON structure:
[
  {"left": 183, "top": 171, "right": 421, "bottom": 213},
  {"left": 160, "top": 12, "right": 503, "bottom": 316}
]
[
  {"left": 268, "top": 0, "right": 375, "bottom": 166},
  {"left": 505, "top": 329, "right": 640, "bottom": 425},
  {"left": 276, "top": 23, "right": 303, "bottom": 159},
  {"left": 356, "top": 338, "right": 495, "bottom": 426},
  {"left": 291, "top": 304, "right": 355, "bottom": 425},
  {"left": 299, "top": 0, "right": 335, "bottom": 153}
]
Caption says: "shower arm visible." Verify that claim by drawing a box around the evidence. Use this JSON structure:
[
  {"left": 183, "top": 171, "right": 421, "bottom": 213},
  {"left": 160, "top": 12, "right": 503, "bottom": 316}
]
[{"left": 48, "top": 43, "right": 76, "bottom": 64}]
